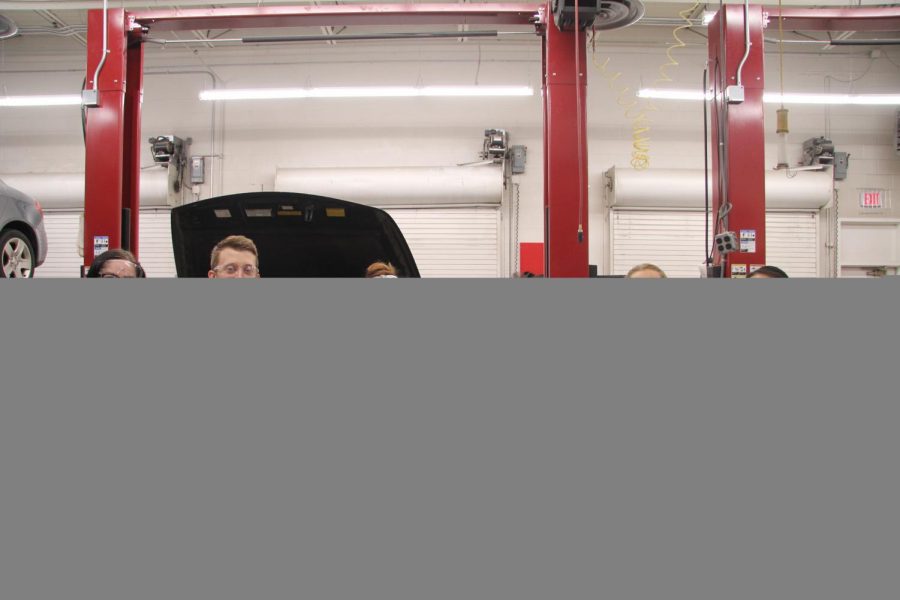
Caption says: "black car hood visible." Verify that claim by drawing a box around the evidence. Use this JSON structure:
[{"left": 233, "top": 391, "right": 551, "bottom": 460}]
[{"left": 171, "top": 192, "right": 419, "bottom": 277}]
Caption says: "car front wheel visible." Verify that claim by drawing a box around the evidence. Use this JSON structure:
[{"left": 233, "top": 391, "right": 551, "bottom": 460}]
[{"left": 1, "top": 229, "right": 37, "bottom": 278}]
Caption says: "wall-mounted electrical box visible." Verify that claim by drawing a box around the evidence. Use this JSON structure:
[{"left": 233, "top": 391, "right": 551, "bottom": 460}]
[
  {"left": 510, "top": 145, "right": 527, "bottom": 174},
  {"left": 190, "top": 156, "right": 205, "bottom": 185},
  {"left": 833, "top": 152, "right": 850, "bottom": 180}
]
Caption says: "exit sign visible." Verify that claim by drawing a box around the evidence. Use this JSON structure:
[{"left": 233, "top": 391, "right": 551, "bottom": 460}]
[{"left": 859, "top": 189, "right": 887, "bottom": 209}]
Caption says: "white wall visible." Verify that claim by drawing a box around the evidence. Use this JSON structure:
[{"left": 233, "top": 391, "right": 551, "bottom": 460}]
[{"left": 2, "top": 31, "right": 899, "bottom": 274}]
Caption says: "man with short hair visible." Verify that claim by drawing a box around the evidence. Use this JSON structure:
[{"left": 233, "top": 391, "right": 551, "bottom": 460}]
[
  {"left": 748, "top": 265, "right": 788, "bottom": 278},
  {"left": 208, "top": 235, "right": 260, "bottom": 278},
  {"left": 626, "top": 263, "right": 667, "bottom": 278}
]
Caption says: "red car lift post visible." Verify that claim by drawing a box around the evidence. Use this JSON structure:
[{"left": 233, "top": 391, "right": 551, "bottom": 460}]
[
  {"left": 706, "top": 4, "right": 900, "bottom": 277},
  {"left": 707, "top": 4, "right": 766, "bottom": 277},
  {"left": 83, "top": 9, "right": 144, "bottom": 268},
  {"left": 541, "top": 12, "right": 588, "bottom": 277}
]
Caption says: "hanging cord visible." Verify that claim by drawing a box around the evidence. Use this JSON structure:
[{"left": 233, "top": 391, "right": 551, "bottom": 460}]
[
  {"left": 654, "top": 0, "right": 700, "bottom": 86},
  {"left": 513, "top": 182, "right": 521, "bottom": 275},
  {"left": 711, "top": 57, "right": 732, "bottom": 273},
  {"left": 703, "top": 66, "right": 710, "bottom": 269},
  {"left": 589, "top": 31, "right": 656, "bottom": 170},
  {"left": 81, "top": 77, "right": 87, "bottom": 143},
  {"left": 91, "top": 0, "right": 109, "bottom": 92},
  {"left": 575, "top": 0, "right": 585, "bottom": 243},
  {"left": 778, "top": 0, "right": 785, "bottom": 110},
  {"left": 735, "top": 0, "right": 752, "bottom": 88},
  {"left": 832, "top": 188, "right": 839, "bottom": 278}
]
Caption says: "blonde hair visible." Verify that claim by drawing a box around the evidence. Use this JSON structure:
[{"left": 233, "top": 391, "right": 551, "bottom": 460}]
[
  {"left": 365, "top": 261, "right": 398, "bottom": 278},
  {"left": 210, "top": 235, "right": 258, "bottom": 269},
  {"left": 626, "top": 263, "right": 667, "bottom": 278}
]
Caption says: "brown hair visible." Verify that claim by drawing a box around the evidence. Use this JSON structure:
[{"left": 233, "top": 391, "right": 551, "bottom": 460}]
[
  {"left": 626, "top": 263, "right": 667, "bottom": 278},
  {"left": 86, "top": 249, "right": 146, "bottom": 278},
  {"left": 748, "top": 265, "right": 788, "bottom": 278},
  {"left": 365, "top": 261, "right": 398, "bottom": 278},
  {"left": 210, "top": 235, "right": 258, "bottom": 269}
]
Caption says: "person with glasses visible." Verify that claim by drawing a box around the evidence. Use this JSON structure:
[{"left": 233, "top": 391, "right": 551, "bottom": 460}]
[
  {"left": 208, "top": 235, "right": 261, "bottom": 279},
  {"left": 85, "top": 249, "right": 146, "bottom": 278}
]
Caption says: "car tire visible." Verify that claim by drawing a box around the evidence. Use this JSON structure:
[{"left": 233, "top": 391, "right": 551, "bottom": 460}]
[{"left": 1, "top": 228, "right": 37, "bottom": 278}]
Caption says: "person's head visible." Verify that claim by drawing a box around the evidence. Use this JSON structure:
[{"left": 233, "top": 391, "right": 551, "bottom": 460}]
[
  {"left": 86, "top": 249, "right": 146, "bottom": 278},
  {"left": 365, "top": 261, "right": 398, "bottom": 278},
  {"left": 626, "top": 263, "right": 667, "bottom": 279},
  {"left": 748, "top": 265, "right": 788, "bottom": 279},
  {"left": 208, "top": 235, "right": 260, "bottom": 278}
]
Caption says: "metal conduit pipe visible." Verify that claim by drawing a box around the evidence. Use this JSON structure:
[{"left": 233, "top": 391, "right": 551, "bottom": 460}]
[{"left": 764, "top": 37, "right": 900, "bottom": 46}]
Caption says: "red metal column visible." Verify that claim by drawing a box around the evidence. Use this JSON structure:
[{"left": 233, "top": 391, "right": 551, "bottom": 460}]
[
  {"left": 122, "top": 27, "right": 145, "bottom": 258},
  {"left": 542, "top": 11, "right": 588, "bottom": 277},
  {"left": 84, "top": 9, "right": 128, "bottom": 268},
  {"left": 708, "top": 4, "right": 766, "bottom": 277}
]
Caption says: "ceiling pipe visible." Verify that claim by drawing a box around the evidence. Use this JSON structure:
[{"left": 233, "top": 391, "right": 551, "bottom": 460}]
[
  {"left": 0, "top": 0, "right": 331, "bottom": 9},
  {"left": 764, "top": 37, "right": 900, "bottom": 46}
]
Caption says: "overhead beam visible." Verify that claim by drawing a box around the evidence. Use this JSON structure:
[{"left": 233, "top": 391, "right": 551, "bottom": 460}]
[
  {"left": 763, "top": 6, "right": 900, "bottom": 32},
  {"left": 130, "top": 3, "right": 543, "bottom": 32}
]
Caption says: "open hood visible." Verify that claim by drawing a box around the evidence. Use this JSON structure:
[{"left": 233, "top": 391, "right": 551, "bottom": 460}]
[{"left": 171, "top": 192, "right": 419, "bottom": 278}]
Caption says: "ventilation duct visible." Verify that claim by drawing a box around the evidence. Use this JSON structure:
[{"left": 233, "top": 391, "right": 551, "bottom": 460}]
[
  {"left": 0, "top": 170, "right": 174, "bottom": 210},
  {"left": 604, "top": 167, "right": 833, "bottom": 211},
  {"left": 274, "top": 166, "right": 503, "bottom": 207}
]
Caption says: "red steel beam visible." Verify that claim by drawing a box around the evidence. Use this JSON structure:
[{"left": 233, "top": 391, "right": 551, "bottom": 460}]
[
  {"left": 762, "top": 6, "right": 900, "bottom": 32},
  {"left": 542, "top": 16, "right": 588, "bottom": 278},
  {"left": 122, "top": 29, "right": 145, "bottom": 258},
  {"left": 84, "top": 9, "right": 130, "bottom": 268},
  {"left": 708, "top": 4, "right": 766, "bottom": 278},
  {"left": 130, "top": 3, "right": 544, "bottom": 32}
]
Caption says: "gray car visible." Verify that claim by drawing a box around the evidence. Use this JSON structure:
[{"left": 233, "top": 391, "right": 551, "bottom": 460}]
[{"left": 1, "top": 178, "right": 49, "bottom": 278}]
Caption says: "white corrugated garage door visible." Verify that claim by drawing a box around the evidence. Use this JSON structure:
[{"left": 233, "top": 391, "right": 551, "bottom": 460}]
[
  {"left": 36, "top": 207, "right": 498, "bottom": 278},
  {"left": 36, "top": 212, "right": 83, "bottom": 278},
  {"left": 611, "top": 210, "right": 819, "bottom": 277},
  {"left": 137, "top": 210, "right": 177, "bottom": 277},
  {"left": 35, "top": 210, "right": 176, "bottom": 278},
  {"left": 384, "top": 206, "right": 501, "bottom": 278}
]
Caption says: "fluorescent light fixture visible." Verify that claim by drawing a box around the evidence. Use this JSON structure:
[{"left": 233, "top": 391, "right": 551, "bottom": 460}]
[
  {"left": 199, "top": 86, "right": 534, "bottom": 101},
  {"left": 638, "top": 89, "right": 709, "bottom": 101},
  {"left": 764, "top": 93, "right": 900, "bottom": 105},
  {"left": 638, "top": 88, "right": 900, "bottom": 105},
  {"left": 0, "top": 94, "right": 83, "bottom": 107}
]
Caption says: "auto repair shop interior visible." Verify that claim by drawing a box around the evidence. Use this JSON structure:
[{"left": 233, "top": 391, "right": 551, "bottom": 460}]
[{"left": 1, "top": 1, "right": 899, "bottom": 278}]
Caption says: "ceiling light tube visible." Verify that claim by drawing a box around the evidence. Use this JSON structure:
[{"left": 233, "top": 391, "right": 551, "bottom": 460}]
[
  {"left": 199, "top": 86, "right": 534, "bottom": 101},
  {"left": 0, "top": 94, "right": 84, "bottom": 107},
  {"left": 764, "top": 93, "right": 900, "bottom": 105},
  {"left": 638, "top": 88, "right": 900, "bottom": 105}
]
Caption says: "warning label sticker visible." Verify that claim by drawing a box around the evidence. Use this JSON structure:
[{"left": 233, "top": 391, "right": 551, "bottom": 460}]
[
  {"left": 739, "top": 229, "right": 756, "bottom": 253},
  {"left": 93, "top": 235, "right": 109, "bottom": 257},
  {"left": 731, "top": 264, "right": 748, "bottom": 278}
]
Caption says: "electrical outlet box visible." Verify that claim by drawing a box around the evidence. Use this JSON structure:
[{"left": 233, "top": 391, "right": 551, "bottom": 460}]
[
  {"left": 510, "top": 145, "right": 527, "bottom": 174},
  {"left": 834, "top": 152, "right": 850, "bottom": 180},
  {"left": 81, "top": 89, "right": 99, "bottom": 107},
  {"left": 190, "top": 156, "right": 205, "bottom": 185},
  {"left": 715, "top": 231, "right": 739, "bottom": 255},
  {"left": 725, "top": 85, "right": 744, "bottom": 104}
]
